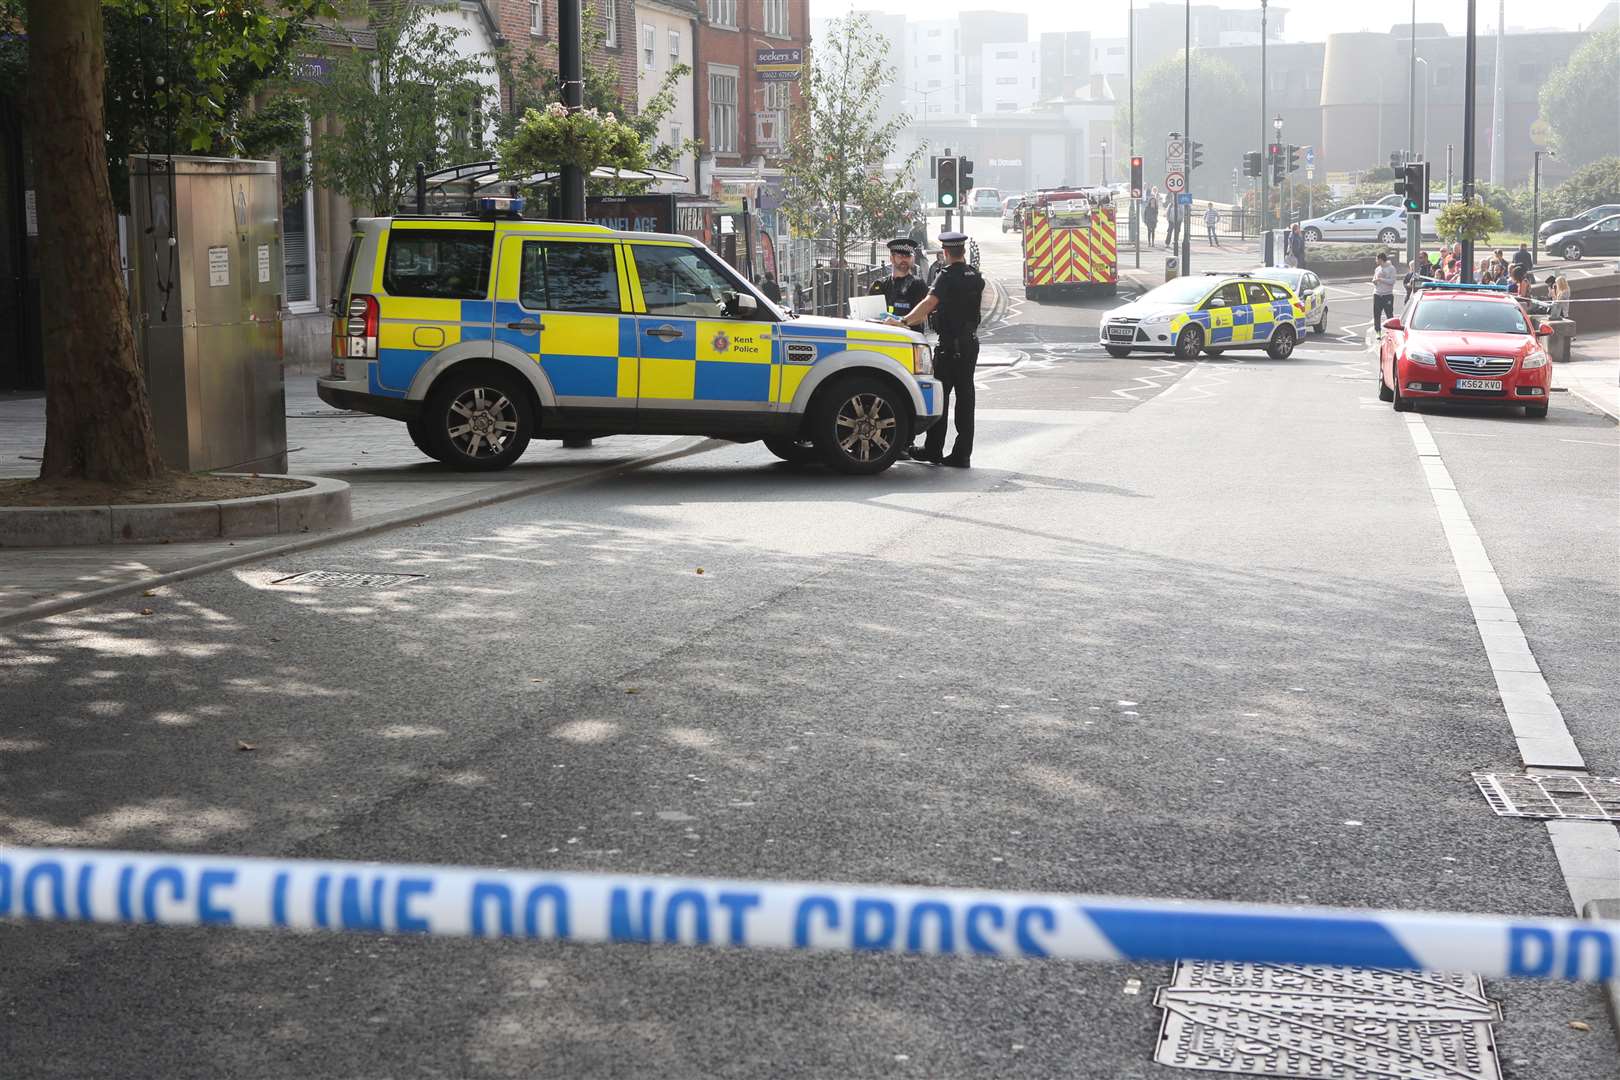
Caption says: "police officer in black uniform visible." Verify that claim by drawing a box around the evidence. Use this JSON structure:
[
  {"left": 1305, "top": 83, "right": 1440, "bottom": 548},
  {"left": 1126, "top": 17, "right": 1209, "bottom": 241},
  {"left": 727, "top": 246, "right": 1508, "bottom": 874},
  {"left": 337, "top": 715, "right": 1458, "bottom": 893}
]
[
  {"left": 868, "top": 238, "right": 929, "bottom": 322},
  {"left": 900, "top": 231, "right": 983, "bottom": 467}
]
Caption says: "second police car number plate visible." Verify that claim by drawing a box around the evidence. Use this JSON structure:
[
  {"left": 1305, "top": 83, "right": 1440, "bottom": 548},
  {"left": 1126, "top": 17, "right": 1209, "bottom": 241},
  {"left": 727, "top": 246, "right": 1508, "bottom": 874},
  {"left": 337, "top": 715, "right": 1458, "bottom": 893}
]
[
  {"left": 1455, "top": 378, "right": 1503, "bottom": 391},
  {"left": 1108, "top": 327, "right": 1133, "bottom": 341}
]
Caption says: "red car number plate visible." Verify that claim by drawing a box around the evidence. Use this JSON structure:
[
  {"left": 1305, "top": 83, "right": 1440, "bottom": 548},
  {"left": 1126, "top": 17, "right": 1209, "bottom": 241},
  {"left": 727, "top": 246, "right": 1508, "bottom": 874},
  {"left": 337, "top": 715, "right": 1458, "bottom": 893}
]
[{"left": 1455, "top": 378, "right": 1503, "bottom": 391}]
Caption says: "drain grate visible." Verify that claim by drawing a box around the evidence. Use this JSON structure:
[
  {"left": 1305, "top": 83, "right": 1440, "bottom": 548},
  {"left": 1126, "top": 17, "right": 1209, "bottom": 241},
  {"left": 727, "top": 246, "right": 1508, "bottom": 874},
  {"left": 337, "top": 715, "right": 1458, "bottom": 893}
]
[
  {"left": 271, "top": 571, "right": 426, "bottom": 589},
  {"left": 1154, "top": 961, "right": 1501, "bottom": 1079},
  {"left": 1474, "top": 772, "right": 1620, "bottom": 821}
]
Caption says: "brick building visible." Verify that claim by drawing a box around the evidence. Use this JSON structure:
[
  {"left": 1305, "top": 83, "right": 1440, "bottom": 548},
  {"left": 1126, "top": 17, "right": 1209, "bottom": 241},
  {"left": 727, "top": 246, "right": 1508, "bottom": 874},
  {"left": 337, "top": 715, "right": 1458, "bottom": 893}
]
[
  {"left": 492, "top": 0, "right": 640, "bottom": 117},
  {"left": 694, "top": 0, "right": 809, "bottom": 191}
]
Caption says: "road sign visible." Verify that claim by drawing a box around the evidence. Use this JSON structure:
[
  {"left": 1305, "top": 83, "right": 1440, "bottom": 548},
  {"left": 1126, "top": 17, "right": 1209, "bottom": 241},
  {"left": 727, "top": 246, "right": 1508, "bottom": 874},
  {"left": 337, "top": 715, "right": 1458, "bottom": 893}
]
[
  {"left": 1165, "top": 171, "right": 1186, "bottom": 194},
  {"left": 1166, "top": 139, "right": 1185, "bottom": 168},
  {"left": 1304, "top": 145, "right": 1315, "bottom": 166},
  {"left": 1306, "top": 167, "right": 1314, "bottom": 181},
  {"left": 1177, "top": 193, "right": 1193, "bottom": 206}
]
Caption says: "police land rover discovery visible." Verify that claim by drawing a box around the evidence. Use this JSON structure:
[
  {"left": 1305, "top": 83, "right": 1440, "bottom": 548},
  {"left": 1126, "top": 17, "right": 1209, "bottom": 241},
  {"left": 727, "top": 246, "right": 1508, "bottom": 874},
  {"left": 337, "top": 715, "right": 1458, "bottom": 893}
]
[{"left": 318, "top": 200, "right": 942, "bottom": 475}]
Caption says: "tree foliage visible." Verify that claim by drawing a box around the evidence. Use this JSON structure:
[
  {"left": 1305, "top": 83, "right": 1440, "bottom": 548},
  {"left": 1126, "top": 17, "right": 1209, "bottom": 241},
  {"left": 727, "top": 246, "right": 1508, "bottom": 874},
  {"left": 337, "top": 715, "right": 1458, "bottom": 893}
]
[
  {"left": 780, "top": 15, "right": 921, "bottom": 263},
  {"left": 0, "top": 0, "right": 330, "bottom": 213},
  {"left": 1538, "top": 28, "right": 1620, "bottom": 169},
  {"left": 501, "top": 103, "right": 647, "bottom": 176},
  {"left": 299, "top": 3, "right": 495, "bottom": 216},
  {"left": 1435, "top": 199, "right": 1503, "bottom": 244},
  {"left": 1120, "top": 51, "right": 1254, "bottom": 194},
  {"left": 494, "top": 4, "right": 697, "bottom": 192},
  {"left": 1547, "top": 156, "right": 1620, "bottom": 217}
]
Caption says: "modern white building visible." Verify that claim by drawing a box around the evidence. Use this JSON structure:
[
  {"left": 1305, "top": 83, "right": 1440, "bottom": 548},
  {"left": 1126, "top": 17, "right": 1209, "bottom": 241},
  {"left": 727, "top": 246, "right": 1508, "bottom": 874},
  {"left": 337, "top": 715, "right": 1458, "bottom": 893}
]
[
  {"left": 634, "top": 0, "right": 700, "bottom": 192},
  {"left": 980, "top": 41, "right": 1040, "bottom": 113},
  {"left": 1090, "top": 37, "right": 1128, "bottom": 83},
  {"left": 905, "top": 19, "right": 966, "bottom": 117}
]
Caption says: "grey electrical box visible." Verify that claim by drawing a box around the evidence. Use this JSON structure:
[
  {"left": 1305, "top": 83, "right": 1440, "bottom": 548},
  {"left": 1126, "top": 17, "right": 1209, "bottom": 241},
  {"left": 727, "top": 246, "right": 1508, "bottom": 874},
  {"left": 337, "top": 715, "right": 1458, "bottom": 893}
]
[{"left": 128, "top": 155, "right": 288, "bottom": 473}]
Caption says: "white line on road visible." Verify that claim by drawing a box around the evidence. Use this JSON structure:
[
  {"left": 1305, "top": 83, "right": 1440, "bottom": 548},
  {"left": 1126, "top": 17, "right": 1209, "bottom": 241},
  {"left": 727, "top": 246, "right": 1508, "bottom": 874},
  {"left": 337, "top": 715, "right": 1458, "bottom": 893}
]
[
  {"left": 1559, "top": 439, "right": 1620, "bottom": 448},
  {"left": 1401, "top": 412, "right": 1620, "bottom": 915}
]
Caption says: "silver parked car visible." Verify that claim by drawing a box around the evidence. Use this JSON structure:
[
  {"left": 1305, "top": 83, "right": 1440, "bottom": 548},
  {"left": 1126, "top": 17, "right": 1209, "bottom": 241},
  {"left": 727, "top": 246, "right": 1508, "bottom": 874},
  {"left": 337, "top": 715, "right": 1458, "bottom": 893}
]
[{"left": 1298, "top": 204, "right": 1407, "bottom": 245}]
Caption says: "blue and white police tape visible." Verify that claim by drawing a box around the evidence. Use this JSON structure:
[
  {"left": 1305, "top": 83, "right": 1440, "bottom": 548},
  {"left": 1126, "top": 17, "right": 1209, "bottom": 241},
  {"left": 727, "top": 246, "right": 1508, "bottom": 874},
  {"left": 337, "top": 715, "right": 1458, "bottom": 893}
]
[{"left": 1, "top": 847, "right": 1615, "bottom": 981}]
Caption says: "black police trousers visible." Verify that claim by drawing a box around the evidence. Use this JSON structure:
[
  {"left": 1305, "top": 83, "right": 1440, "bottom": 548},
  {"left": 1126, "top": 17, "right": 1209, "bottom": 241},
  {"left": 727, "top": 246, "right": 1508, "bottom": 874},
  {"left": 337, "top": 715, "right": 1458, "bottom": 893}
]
[{"left": 924, "top": 335, "right": 978, "bottom": 460}]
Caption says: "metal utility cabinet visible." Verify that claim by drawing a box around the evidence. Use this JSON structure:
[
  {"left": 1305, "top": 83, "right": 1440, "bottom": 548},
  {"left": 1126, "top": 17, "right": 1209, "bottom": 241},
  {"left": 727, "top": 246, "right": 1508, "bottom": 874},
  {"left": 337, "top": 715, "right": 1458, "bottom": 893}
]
[{"left": 128, "top": 155, "right": 288, "bottom": 473}]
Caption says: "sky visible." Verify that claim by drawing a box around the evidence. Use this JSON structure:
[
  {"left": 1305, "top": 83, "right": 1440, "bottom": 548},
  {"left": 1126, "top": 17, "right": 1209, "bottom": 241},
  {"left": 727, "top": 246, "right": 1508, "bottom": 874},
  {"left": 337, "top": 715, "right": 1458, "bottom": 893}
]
[{"left": 816, "top": 0, "right": 1611, "bottom": 41}]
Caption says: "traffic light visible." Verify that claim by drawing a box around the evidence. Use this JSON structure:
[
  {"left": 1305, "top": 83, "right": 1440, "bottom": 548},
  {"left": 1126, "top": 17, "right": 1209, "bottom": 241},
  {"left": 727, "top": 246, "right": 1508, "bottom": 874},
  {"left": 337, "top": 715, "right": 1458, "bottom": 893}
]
[
  {"left": 1130, "top": 155, "right": 1144, "bottom": 196},
  {"left": 937, "top": 156, "right": 958, "bottom": 208},
  {"left": 1269, "top": 143, "right": 1284, "bottom": 185},
  {"left": 1243, "top": 151, "right": 1262, "bottom": 178},
  {"left": 1396, "top": 161, "right": 1430, "bottom": 213},
  {"left": 1287, "top": 144, "right": 1301, "bottom": 173},
  {"left": 1188, "top": 140, "right": 1204, "bottom": 171},
  {"left": 958, "top": 157, "right": 974, "bottom": 194}
]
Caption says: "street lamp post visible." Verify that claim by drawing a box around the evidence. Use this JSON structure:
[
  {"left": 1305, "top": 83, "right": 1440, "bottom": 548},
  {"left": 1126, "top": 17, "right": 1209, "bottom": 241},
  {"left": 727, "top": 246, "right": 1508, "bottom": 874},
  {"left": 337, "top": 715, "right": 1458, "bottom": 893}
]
[
  {"left": 1415, "top": 57, "right": 1429, "bottom": 164},
  {"left": 1130, "top": 0, "right": 1139, "bottom": 267},
  {"left": 1181, "top": 0, "right": 1191, "bottom": 274},
  {"left": 1101, "top": 139, "right": 1110, "bottom": 185},
  {"left": 558, "top": 0, "right": 586, "bottom": 220},
  {"left": 1461, "top": 0, "right": 1479, "bottom": 282},
  {"left": 1272, "top": 113, "right": 1283, "bottom": 250},
  {"left": 1532, "top": 149, "right": 1555, "bottom": 264},
  {"left": 1259, "top": 0, "right": 1269, "bottom": 262}
]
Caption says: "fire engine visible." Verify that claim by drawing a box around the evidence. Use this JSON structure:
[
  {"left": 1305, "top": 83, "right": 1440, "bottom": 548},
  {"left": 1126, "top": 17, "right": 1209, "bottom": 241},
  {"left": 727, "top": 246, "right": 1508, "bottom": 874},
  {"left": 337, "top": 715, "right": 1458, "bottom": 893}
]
[{"left": 1021, "top": 188, "right": 1119, "bottom": 301}]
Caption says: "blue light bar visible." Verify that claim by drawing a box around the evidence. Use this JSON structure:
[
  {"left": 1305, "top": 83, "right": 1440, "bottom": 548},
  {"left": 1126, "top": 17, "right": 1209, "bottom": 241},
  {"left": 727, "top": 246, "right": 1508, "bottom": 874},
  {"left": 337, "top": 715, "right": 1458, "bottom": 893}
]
[
  {"left": 1414, "top": 279, "right": 1511, "bottom": 292},
  {"left": 477, "top": 196, "right": 525, "bottom": 217}
]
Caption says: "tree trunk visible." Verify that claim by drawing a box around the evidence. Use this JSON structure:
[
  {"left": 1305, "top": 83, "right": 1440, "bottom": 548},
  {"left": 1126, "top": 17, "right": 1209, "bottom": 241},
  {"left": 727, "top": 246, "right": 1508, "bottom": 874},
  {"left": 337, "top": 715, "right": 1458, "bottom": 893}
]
[{"left": 27, "top": 0, "right": 166, "bottom": 484}]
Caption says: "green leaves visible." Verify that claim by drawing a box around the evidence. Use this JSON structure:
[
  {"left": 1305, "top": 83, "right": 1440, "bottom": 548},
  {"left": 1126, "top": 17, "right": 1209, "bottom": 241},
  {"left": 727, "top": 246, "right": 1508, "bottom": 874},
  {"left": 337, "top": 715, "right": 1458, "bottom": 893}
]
[
  {"left": 1538, "top": 29, "right": 1619, "bottom": 170},
  {"left": 1435, "top": 199, "right": 1504, "bottom": 245},
  {"left": 500, "top": 103, "right": 650, "bottom": 179}
]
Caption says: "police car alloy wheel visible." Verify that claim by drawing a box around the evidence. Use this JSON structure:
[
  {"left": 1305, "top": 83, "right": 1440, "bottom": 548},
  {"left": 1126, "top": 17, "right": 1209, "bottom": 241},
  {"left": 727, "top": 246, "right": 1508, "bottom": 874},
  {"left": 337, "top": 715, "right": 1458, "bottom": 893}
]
[
  {"left": 1266, "top": 324, "right": 1297, "bottom": 360},
  {"left": 1174, "top": 324, "right": 1204, "bottom": 359},
  {"left": 811, "top": 375, "right": 909, "bottom": 475},
  {"left": 426, "top": 368, "right": 534, "bottom": 471}
]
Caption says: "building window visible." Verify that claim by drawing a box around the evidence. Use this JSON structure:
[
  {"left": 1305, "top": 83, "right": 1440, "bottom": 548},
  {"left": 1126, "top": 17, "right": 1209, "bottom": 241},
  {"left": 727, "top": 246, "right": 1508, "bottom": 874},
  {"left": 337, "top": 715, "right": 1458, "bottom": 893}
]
[
  {"left": 927, "top": 27, "right": 940, "bottom": 36},
  {"left": 642, "top": 24, "right": 655, "bottom": 68},
  {"left": 995, "top": 49, "right": 1017, "bottom": 59},
  {"left": 669, "top": 28, "right": 681, "bottom": 59},
  {"left": 928, "top": 54, "right": 942, "bottom": 62},
  {"left": 996, "top": 76, "right": 1017, "bottom": 85},
  {"left": 604, "top": 1, "right": 617, "bottom": 46},
  {"left": 708, "top": 0, "right": 736, "bottom": 28},
  {"left": 928, "top": 79, "right": 940, "bottom": 88},
  {"left": 670, "top": 121, "right": 682, "bottom": 147},
  {"left": 763, "top": 0, "right": 788, "bottom": 36},
  {"left": 709, "top": 67, "right": 738, "bottom": 153},
  {"left": 282, "top": 121, "right": 317, "bottom": 312},
  {"left": 529, "top": 0, "right": 542, "bottom": 35},
  {"left": 995, "top": 103, "right": 1017, "bottom": 111}
]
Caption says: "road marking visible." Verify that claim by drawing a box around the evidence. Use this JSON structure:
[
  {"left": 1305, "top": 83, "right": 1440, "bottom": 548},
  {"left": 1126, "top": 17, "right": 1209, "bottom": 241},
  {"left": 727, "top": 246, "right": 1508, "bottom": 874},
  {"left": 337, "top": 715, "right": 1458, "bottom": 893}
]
[
  {"left": 1559, "top": 438, "right": 1620, "bottom": 448},
  {"left": 1402, "top": 412, "right": 1620, "bottom": 914}
]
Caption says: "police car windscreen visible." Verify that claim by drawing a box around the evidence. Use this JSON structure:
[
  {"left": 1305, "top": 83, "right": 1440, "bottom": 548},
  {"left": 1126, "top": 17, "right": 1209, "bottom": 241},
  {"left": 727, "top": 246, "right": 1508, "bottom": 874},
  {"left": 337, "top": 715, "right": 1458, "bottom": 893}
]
[
  {"left": 1409, "top": 299, "right": 1530, "bottom": 335},
  {"left": 1142, "top": 278, "right": 1216, "bottom": 305}
]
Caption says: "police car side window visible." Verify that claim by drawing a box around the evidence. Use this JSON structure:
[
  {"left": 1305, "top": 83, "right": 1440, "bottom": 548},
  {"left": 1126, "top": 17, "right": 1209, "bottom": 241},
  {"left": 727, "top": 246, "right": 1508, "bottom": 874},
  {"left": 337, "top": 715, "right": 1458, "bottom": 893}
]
[
  {"left": 382, "top": 230, "right": 493, "bottom": 300},
  {"left": 519, "top": 242, "right": 621, "bottom": 312},
  {"left": 632, "top": 245, "right": 737, "bottom": 318}
]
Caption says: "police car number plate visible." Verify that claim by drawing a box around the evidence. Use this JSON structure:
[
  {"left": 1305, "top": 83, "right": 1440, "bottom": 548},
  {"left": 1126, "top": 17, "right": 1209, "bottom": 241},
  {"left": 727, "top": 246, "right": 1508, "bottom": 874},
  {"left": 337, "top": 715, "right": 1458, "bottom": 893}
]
[
  {"left": 1107, "top": 327, "right": 1133, "bottom": 341},
  {"left": 1455, "top": 378, "right": 1503, "bottom": 391}
]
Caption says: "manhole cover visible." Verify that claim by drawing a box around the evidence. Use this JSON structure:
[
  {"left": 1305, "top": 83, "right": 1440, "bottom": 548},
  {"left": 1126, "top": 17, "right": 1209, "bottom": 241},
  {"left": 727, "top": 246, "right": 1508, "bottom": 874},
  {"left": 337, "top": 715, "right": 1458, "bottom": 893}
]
[
  {"left": 1474, "top": 772, "right": 1620, "bottom": 821},
  {"left": 1154, "top": 961, "right": 1501, "bottom": 1079},
  {"left": 271, "top": 571, "right": 426, "bottom": 589}
]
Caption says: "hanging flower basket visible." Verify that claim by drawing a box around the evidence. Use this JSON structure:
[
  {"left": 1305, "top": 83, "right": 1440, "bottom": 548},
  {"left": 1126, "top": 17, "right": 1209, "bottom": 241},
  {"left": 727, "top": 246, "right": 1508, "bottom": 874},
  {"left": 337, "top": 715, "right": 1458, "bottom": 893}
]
[{"left": 501, "top": 103, "right": 648, "bottom": 176}]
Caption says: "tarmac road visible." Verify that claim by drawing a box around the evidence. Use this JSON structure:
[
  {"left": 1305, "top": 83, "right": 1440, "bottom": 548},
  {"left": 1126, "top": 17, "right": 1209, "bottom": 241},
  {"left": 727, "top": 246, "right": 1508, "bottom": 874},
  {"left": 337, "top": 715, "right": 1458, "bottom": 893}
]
[{"left": 1, "top": 227, "right": 1616, "bottom": 1078}]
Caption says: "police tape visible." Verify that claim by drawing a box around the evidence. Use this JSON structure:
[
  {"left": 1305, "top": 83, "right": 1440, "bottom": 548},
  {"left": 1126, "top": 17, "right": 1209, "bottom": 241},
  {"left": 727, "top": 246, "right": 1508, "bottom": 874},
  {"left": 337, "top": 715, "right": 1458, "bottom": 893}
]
[{"left": 2, "top": 846, "right": 1616, "bottom": 982}]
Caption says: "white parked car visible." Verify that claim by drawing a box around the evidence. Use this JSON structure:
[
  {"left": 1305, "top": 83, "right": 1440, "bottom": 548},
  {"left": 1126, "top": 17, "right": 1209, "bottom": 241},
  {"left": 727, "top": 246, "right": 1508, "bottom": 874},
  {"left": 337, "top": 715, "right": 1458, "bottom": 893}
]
[
  {"left": 1297, "top": 204, "right": 1408, "bottom": 245},
  {"left": 968, "top": 187, "right": 1002, "bottom": 216},
  {"left": 1001, "top": 196, "right": 1025, "bottom": 233}
]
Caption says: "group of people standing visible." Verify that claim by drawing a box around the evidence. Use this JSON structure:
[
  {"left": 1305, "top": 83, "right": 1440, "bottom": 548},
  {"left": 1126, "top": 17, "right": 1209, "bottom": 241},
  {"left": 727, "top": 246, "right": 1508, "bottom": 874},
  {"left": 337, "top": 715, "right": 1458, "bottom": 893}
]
[
  {"left": 1139, "top": 189, "right": 1225, "bottom": 249},
  {"left": 1372, "top": 240, "right": 1573, "bottom": 330}
]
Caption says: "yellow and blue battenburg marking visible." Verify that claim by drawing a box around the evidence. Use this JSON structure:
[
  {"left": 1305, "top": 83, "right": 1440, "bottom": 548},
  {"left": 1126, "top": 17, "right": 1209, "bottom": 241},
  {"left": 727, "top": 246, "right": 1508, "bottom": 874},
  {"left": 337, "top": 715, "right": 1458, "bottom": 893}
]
[
  {"left": 1168, "top": 297, "right": 1302, "bottom": 344},
  {"left": 3, "top": 846, "right": 1617, "bottom": 982}
]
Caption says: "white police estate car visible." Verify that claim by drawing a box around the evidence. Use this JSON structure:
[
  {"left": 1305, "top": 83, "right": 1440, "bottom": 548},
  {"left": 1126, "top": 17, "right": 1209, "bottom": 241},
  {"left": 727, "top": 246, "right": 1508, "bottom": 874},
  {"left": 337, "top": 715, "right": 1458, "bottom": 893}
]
[{"left": 1098, "top": 274, "right": 1310, "bottom": 360}]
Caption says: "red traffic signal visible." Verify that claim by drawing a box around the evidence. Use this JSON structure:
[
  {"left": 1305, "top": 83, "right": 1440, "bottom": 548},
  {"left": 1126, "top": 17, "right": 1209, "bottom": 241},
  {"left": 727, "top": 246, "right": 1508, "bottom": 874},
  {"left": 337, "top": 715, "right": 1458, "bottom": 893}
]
[{"left": 1129, "top": 155, "right": 1144, "bottom": 198}]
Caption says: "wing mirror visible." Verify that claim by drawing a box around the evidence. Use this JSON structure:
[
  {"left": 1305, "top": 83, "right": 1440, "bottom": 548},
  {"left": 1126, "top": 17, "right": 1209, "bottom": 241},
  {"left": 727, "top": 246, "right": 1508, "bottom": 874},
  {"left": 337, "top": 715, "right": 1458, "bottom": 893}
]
[
  {"left": 735, "top": 292, "right": 757, "bottom": 313},
  {"left": 1382, "top": 317, "right": 1404, "bottom": 331}
]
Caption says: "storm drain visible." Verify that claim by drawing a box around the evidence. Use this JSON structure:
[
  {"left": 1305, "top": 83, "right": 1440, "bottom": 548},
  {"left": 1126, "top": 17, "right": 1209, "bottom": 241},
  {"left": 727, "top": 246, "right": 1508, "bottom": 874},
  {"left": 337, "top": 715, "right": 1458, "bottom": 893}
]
[
  {"left": 1153, "top": 961, "right": 1501, "bottom": 1079},
  {"left": 271, "top": 571, "right": 426, "bottom": 589},
  {"left": 1473, "top": 772, "right": 1620, "bottom": 822}
]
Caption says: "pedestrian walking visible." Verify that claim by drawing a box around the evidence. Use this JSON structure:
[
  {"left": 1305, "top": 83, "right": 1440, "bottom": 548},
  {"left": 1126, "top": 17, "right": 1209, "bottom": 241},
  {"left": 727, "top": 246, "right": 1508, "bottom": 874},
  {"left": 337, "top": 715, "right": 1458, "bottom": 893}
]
[
  {"left": 1371, "top": 251, "right": 1398, "bottom": 330},
  {"left": 901, "top": 231, "right": 983, "bottom": 468},
  {"left": 1165, "top": 199, "right": 1182, "bottom": 252},
  {"left": 1285, "top": 223, "right": 1306, "bottom": 268},
  {"left": 1203, "top": 204, "right": 1220, "bottom": 246},
  {"left": 1143, "top": 196, "right": 1159, "bottom": 246},
  {"left": 760, "top": 272, "right": 782, "bottom": 304},
  {"left": 1511, "top": 241, "right": 1534, "bottom": 274}
]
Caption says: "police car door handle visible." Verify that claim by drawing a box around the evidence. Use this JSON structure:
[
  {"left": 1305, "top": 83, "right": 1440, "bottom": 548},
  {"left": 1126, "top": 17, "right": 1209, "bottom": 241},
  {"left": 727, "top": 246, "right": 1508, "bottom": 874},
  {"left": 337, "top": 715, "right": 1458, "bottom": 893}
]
[
  {"left": 647, "top": 325, "right": 684, "bottom": 340},
  {"left": 506, "top": 319, "right": 544, "bottom": 332}
]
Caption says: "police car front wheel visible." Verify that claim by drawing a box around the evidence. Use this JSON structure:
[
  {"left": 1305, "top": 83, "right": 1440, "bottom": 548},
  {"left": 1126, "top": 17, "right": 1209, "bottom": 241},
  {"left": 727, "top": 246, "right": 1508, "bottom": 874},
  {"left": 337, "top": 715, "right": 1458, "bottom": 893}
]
[
  {"left": 425, "top": 369, "right": 534, "bottom": 471},
  {"left": 1266, "top": 324, "right": 1297, "bottom": 360},
  {"left": 811, "top": 376, "right": 910, "bottom": 475},
  {"left": 1174, "top": 325, "right": 1204, "bottom": 360}
]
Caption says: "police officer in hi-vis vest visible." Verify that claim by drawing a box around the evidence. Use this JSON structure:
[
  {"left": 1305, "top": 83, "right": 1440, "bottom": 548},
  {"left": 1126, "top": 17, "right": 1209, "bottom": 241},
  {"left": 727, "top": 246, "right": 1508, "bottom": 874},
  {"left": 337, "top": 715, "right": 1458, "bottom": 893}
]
[
  {"left": 868, "top": 238, "right": 929, "bottom": 322},
  {"left": 899, "top": 231, "right": 983, "bottom": 468}
]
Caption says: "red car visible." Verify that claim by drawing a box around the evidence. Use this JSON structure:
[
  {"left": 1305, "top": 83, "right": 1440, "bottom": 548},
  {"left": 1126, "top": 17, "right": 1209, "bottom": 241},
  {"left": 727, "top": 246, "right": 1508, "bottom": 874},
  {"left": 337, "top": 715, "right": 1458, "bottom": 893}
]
[{"left": 1378, "top": 285, "right": 1554, "bottom": 417}]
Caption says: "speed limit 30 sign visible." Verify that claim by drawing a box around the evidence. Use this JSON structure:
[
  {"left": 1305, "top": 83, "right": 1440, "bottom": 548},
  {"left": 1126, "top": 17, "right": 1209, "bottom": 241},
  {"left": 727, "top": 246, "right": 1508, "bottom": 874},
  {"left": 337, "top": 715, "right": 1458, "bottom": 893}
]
[{"left": 1165, "top": 171, "right": 1186, "bottom": 194}]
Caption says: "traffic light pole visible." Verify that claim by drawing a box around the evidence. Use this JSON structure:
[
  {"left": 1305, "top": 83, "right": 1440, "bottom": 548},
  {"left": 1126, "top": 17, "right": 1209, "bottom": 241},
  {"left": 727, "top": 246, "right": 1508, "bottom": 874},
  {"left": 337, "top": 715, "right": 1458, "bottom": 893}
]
[{"left": 1181, "top": 0, "right": 1192, "bottom": 276}]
